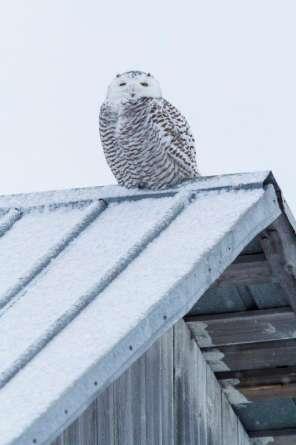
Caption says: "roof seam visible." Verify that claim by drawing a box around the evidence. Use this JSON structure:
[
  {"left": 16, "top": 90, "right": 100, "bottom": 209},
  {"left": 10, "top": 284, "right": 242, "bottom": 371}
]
[
  {"left": 0, "top": 208, "right": 23, "bottom": 237},
  {"left": 0, "top": 189, "right": 194, "bottom": 392},
  {"left": 0, "top": 200, "right": 107, "bottom": 314}
]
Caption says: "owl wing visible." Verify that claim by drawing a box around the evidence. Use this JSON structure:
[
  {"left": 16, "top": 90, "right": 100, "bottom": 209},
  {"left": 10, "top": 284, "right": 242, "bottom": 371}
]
[
  {"left": 150, "top": 98, "right": 199, "bottom": 177},
  {"left": 99, "top": 102, "right": 126, "bottom": 186}
]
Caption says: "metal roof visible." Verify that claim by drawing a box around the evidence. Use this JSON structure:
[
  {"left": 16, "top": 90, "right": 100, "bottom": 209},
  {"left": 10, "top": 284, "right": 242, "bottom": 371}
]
[{"left": 0, "top": 171, "right": 285, "bottom": 445}]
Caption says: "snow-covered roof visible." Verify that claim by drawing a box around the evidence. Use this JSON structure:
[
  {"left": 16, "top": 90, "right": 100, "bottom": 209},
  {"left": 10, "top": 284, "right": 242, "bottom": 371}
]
[{"left": 0, "top": 172, "right": 286, "bottom": 445}]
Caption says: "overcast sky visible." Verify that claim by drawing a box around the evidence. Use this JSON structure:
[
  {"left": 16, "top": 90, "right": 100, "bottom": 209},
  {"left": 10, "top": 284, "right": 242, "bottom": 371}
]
[{"left": 1, "top": 1, "right": 295, "bottom": 213}]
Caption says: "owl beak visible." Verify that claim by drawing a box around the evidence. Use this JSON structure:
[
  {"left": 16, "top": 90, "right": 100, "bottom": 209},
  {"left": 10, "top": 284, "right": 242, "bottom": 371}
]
[{"left": 129, "top": 86, "right": 136, "bottom": 98}]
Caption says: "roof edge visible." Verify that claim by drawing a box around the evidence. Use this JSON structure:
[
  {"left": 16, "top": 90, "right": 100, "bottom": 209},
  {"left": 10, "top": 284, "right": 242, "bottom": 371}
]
[
  {"left": 264, "top": 171, "right": 296, "bottom": 234},
  {"left": 0, "top": 171, "right": 271, "bottom": 211}
]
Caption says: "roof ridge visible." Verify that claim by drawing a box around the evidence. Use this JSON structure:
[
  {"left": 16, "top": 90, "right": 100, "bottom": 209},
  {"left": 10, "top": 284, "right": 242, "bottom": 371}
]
[{"left": 0, "top": 171, "right": 271, "bottom": 211}]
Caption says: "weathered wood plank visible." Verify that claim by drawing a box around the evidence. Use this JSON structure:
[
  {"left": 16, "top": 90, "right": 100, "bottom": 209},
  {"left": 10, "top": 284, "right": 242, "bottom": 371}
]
[
  {"left": 218, "top": 365, "right": 296, "bottom": 402},
  {"left": 174, "top": 320, "right": 250, "bottom": 444},
  {"left": 214, "top": 261, "right": 273, "bottom": 287},
  {"left": 52, "top": 321, "right": 248, "bottom": 445},
  {"left": 61, "top": 418, "right": 79, "bottom": 445},
  {"left": 145, "top": 336, "right": 162, "bottom": 445},
  {"left": 113, "top": 368, "right": 133, "bottom": 445},
  {"left": 130, "top": 354, "right": 146, "bottom": 445},
  {"left": 217, "top": 366, "right": 296, "bottom": 402},
  {"left": 160, "top": 329, "right": 174, "bottom": 445},
  {"left": 52, "top": 331, "right": 175, "bottom": 445},
  {"left": 249, "top": 427, "right": 296, "bottom": 438},
  {"left": 239, "top": 382, "right": 296, "bottom": 401},
  {"left": 197, "top": 338, "right": 208, "bottom": 444},
  {"left": 186, "top": 307, "right": 296, "bottom": 348},
  {"left": 78, "top": 400, "right": 98, "bottom": 445},
  {"left": 203, "top": 339, "right": 296, "bottom": 372},
  {"left": 207, "top": 367, "right": 250, "bottom": 445},
  {"left": 222, "top": 392, "right": 238, "bottom": 445},
  {"left": 96, "top": 385, "right": 114, "bottom": 445},
  {"left": 272, "top": 438, "right": 296, "bottom": 445},
  {"left": 50, "top": 435, "right": 63, "bottom": 445},
  {"left": 238, "top": 420, "right": 251, "bottom": 445},
  {"left": 216, "top": 366, "right": 296, "bottom": 387},
  {"left": 260, "top": 215, "right": 296, "bottom": 312},
  {"left": 174, "top": 320, "right": 200, "bottom": 444},
  {"left": 234, "top": 253, "right": 266, "bottom": 264},
  {"left": 206, "top": 365, "right": 222, "bottom": 445}
]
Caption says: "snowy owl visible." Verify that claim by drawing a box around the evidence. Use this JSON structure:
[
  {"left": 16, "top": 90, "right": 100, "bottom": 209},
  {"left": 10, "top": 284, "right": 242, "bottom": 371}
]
[{"left": 99, "top": 70, "right": 199, "bottom": 190}]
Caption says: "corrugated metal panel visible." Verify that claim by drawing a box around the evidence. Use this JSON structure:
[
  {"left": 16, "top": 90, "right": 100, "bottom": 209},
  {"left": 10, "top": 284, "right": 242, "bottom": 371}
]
[
  {"left": 0, "top": 172, "right": 283, "bottom": 445},
  {"left": 0, "top": 203, "right": 102, "bottom": 307},
  {"left": 0, "top": 196, "right": 175, "bottom": 390}
]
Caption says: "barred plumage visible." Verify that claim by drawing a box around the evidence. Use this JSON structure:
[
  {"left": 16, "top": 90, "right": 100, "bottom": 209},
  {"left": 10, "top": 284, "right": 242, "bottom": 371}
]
[{"left": 99, "top": 71, "right": 199, "bottom": 190}]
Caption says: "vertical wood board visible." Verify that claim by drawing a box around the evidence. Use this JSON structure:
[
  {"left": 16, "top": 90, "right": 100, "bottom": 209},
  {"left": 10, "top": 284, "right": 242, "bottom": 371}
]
[{"left": 51, "top": 321, "right": 251, "bottom": 445}]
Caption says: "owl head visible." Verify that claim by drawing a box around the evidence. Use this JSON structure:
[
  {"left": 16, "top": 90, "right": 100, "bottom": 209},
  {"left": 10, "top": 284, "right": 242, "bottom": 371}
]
[{"left": 106, "top": 71, "right": 162, "bottom": 105}]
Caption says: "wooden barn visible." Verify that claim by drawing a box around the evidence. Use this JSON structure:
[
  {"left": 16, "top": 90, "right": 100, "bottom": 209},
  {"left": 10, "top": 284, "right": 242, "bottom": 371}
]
[{"left": 0, "top": 171, "right": 296, "bottom": 445}]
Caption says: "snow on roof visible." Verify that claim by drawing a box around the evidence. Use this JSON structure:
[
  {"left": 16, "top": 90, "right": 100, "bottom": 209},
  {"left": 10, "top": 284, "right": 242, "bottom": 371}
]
[{"left": 0, "top": 172, "right": 284, "bottom": 445}]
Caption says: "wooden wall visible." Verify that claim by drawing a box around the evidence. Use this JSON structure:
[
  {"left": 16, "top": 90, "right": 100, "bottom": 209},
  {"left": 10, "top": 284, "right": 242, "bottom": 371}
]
[{"left": 51, "top": 320, "right": 251, "bottom": 445}]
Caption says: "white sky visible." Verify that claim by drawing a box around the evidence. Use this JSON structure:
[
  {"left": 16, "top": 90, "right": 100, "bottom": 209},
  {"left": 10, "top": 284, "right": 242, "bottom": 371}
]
[{"left": 1, "top": 1, "right": 295, "bottom": 212}]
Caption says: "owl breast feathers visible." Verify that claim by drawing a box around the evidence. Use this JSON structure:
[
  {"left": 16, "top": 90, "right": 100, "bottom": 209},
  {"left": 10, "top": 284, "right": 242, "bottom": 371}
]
[{"left": 99, "top": 95, "right": 199, "bottom": 190}]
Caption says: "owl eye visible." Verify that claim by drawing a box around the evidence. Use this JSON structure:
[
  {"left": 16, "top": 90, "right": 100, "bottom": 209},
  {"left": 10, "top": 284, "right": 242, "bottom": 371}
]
[
  {"left": 119, "top": 82, "right": 127, "bottom": 86},
  {"left": 140, "top": 82, "right": 149, "bottom": 87}
]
